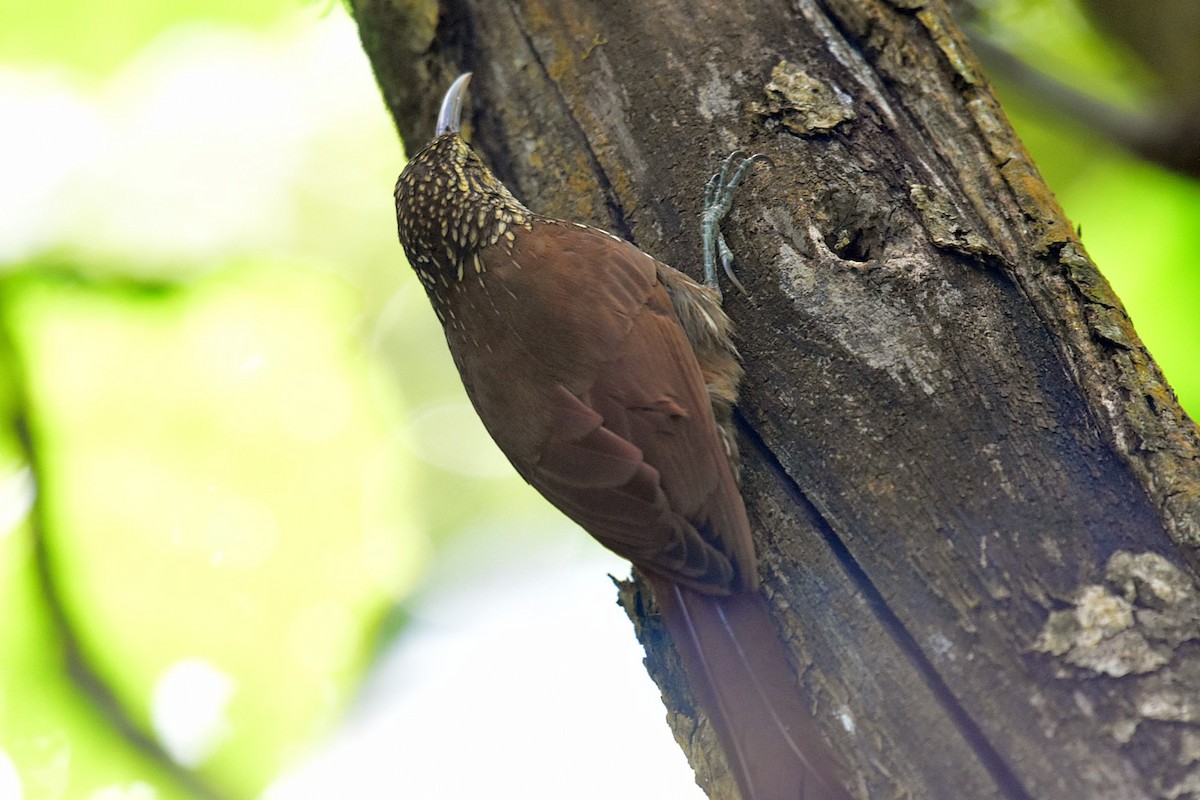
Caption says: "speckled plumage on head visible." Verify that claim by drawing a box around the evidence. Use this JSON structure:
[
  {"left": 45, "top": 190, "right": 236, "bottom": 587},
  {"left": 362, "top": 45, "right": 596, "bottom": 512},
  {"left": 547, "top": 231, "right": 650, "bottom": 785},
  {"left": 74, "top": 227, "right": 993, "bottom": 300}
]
[{"left": 394, "top": 133, "right": 533, "bottom": 317}]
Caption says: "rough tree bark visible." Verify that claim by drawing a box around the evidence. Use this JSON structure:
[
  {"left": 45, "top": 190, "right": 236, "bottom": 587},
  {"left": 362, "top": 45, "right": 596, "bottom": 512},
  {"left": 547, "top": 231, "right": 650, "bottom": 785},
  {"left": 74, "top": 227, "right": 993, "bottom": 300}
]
[{"left": 351, "top": 1, "right": 1200, "bottom": 798}]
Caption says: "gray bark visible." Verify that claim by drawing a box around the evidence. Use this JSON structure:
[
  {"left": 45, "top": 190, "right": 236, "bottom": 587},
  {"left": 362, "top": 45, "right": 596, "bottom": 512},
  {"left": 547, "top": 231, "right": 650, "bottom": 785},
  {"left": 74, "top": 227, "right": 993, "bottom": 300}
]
[{"left": 351, "top": 1, "right": 1200, "bottom": 797}]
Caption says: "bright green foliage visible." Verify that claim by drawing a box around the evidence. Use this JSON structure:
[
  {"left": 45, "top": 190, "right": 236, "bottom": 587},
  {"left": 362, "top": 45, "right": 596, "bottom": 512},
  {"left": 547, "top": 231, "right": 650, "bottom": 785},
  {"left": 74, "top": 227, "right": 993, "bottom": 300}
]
[
  {"left": 0, "top": 3, "right": 450, "bottom": 797},
  {"left": 0, "top": 0, "right": 301, "bottom": 75},
  {"left": 3, "top": 265, "right": 414, "bottom": 797}
]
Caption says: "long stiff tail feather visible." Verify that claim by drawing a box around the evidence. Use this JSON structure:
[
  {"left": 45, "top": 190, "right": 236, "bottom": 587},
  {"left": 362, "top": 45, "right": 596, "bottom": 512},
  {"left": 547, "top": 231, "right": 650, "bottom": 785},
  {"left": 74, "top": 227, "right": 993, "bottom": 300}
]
[{"left": 648, "top": 575, "right": 853, "bottom": 800}]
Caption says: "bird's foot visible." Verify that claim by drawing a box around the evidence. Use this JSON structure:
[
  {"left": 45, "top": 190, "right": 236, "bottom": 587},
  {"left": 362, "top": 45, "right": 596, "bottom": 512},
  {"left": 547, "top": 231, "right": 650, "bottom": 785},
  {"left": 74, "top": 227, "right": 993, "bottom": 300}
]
[{"left": 702, "top": 151, "right": 770, "bottom": 299}]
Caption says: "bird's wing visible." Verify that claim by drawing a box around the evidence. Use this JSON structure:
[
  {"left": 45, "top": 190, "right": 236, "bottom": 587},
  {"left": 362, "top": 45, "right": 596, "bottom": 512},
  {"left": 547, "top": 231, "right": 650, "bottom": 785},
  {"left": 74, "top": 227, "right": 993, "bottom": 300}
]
[
  {"left": 533, "top": 382, "right": 738, "bottom": 590},
  {"left": 482, "top": 221, "right": 757, "bottom": 592}
]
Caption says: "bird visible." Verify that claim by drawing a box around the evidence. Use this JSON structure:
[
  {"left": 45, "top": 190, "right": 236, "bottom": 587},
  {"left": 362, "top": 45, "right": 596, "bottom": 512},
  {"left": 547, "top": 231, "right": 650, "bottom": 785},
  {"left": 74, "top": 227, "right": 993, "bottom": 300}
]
[{"left": 394, "top": 72, "right": 853, "bottom": 800}]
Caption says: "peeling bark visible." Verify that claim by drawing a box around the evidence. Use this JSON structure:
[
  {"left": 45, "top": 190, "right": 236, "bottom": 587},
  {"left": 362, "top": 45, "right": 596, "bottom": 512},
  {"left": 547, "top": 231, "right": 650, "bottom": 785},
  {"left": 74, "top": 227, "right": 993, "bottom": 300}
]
[{"left": 352, "top": 1, "right": 1200, "bottom": 797}]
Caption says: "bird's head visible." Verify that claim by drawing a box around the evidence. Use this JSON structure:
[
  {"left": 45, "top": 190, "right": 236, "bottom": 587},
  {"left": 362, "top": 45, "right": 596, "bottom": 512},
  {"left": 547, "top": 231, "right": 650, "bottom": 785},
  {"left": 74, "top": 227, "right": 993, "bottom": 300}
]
[{"left": 394, "top": 73, "right": 531, "bottom": 296}]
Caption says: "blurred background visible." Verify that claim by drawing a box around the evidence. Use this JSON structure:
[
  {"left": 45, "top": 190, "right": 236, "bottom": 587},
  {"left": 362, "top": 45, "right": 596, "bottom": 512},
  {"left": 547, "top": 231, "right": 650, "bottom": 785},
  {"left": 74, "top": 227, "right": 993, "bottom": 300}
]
[{"left": 0, "top": 1, "right": 1196, "bottom": 798}]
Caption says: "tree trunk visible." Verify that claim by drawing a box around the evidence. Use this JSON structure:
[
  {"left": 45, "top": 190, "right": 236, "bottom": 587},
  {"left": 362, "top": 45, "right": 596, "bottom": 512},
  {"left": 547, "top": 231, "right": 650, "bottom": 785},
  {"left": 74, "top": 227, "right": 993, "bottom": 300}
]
[{"left": 350, "top": 0, "right": 1200, "bottom": 797}]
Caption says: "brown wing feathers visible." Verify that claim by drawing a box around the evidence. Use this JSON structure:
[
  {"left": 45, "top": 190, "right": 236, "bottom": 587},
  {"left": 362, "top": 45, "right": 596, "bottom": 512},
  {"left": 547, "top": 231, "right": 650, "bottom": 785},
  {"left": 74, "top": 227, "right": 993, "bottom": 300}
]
[
  {"left": 403, "top": 153, "right": 853, "bottom": 797},
  {"left": 484, "top": 223, "right": 854, "bottom": 798}
]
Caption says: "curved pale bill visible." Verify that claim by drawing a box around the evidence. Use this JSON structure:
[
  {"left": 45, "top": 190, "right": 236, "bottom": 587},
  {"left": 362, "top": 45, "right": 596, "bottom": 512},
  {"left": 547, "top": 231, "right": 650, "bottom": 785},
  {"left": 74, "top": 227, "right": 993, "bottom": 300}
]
[{"left": 436, "top": 73, "right": 473, "bottom": 136}]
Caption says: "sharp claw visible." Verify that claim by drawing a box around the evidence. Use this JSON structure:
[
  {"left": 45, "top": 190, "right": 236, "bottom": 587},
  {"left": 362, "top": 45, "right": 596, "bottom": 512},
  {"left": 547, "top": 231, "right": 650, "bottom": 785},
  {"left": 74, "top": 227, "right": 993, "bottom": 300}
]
[
  {"left": 725, "top": 270, "right": 747, "bottom": 296},
  {"left": 701, "top": 151, "right": 768, "bottom": 298},
  {"left": 717, "top": 149, "right": 744, "bottom": 191},
  {"left": 750, "top": 153, "right": 775, "bottom": 170},
  {"left": 727, "top": 153, "right": 770, "bottom": 191},
  {"left": 718, "top": 232, "right": 747, "bottom": 295}
]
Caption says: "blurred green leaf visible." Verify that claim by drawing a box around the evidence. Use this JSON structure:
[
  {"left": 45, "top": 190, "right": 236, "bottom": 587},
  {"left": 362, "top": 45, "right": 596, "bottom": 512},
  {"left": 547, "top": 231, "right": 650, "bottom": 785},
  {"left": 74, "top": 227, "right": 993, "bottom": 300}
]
[
  {"left": 0, "top": 0, "right": 300, "bottom": 75},
  {"left": 2, "top": 261, "right": 424, "bottom": 798}
]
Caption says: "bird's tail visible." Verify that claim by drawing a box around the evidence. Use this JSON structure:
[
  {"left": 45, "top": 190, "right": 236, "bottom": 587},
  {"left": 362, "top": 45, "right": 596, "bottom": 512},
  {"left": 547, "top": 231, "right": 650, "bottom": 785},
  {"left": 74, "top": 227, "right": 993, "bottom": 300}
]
[{"left": 647, "top": 575, "right": 853, "bottom": 800}]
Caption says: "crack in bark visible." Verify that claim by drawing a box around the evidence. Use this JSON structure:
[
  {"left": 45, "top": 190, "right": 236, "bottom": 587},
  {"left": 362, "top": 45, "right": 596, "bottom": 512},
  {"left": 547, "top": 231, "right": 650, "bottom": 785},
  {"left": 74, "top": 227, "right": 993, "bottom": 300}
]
[
  {"left": 502, "top": 0, "right": 637, "bottom": 242},
  {"left": 735, "top": 409, "right": 1038, "bottom": 800}
]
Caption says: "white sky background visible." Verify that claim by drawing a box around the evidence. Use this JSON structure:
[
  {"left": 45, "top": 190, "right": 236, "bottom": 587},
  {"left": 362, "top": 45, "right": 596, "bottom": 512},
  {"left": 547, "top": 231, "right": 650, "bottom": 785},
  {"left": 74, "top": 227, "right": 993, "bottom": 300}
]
[
  {"left": 0, "top": 9, "right": 705, "bottom": 799},
  {"left": 265, "top": 540, "right": 704, "bottom": 800}
]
